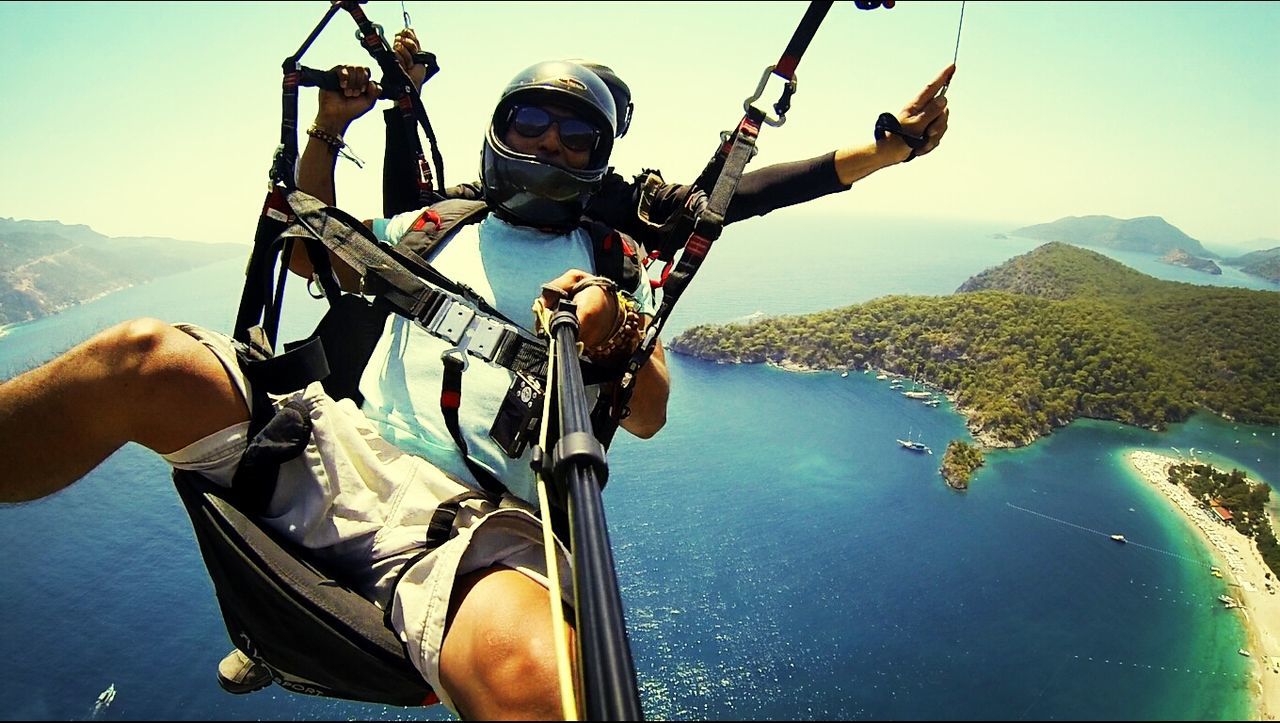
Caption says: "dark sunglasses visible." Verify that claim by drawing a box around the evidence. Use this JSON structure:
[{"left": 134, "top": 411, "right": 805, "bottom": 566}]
[{"left": 506, "top": 105, "right": 602, "bottom": 153}]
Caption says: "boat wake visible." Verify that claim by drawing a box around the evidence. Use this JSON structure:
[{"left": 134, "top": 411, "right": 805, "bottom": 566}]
[{"left": 91, "top": 683, "right": 116, "bottom": 717}]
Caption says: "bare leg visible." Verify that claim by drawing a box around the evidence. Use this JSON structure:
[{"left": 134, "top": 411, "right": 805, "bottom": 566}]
[
  {"left": 0, "top": 318, "right": 249, "bottom": 503},
  {"left": 439, "top": 566, "right": 577, "bottom": 720}
]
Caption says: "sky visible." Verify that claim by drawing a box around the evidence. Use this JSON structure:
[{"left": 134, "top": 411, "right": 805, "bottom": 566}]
[{"left": 1, "top": 1, "right": 1277, "bottom": 252}]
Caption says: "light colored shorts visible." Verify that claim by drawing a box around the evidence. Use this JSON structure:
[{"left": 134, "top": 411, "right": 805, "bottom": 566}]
[{"left": 160, "top": 323, "right": 571, "bottom": 712}]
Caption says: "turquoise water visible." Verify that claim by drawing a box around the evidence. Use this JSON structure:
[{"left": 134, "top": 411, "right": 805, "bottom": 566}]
[{"left": 0, "top": 215, "right": 1275, "bottom": 720}]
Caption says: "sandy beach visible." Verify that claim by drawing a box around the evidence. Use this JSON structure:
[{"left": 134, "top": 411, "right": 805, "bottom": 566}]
[{"left": 1127, "top": 450, "right": 1280, "bottom": 720}]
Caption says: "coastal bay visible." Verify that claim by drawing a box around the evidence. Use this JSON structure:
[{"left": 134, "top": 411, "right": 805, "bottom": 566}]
[
  {"left": 1127, "top": 451, "right": 1280, "bottom": 719},
  {"left": 1, "top": 219, "right": 1274, "bottom": 719},
  {"left": 671, "top": 242, "right": 1280, "bottom": 449}
]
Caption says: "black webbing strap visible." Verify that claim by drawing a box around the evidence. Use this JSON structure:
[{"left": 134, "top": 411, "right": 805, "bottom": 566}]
[
  {"left": 280, "top": 191, "right": 550, "bottom": 378},
  {"left": 234, "top": 188, "right": 295, "bottom": 345},
  {"left": 440, "top": 355, "right": 510, "bottom": 498},
  {"left": 228, "top": 395, "right": 314, "bottom": 517},
  {"left": 873, "top": 112, "right": 927, "bottom": 161},
  {"left": 594, "top": 2, "right": 833, "bottom": 445},
  {"left": 339, "top": 0, "right": 445, "bottom": 203},
  {"left": 383, "top": 489, "right": 488, "bottom": 631},
  {"left": 242, "top": 1, "right": 447, "bottom": 351},
  {"left": 776, "top": 1, "right": 831, "bottom": 79},
  {"left": 594, "top": 108, "right": 764, "bottom": 446}
]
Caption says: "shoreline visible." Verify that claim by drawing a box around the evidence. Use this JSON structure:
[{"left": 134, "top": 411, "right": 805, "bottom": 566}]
[{"left": 1126, "top": 450, "right": 1280, "bottom": 720}]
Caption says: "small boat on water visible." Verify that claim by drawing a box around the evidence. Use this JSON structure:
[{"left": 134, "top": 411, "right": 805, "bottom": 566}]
[
  {"left": 1219, "top": 594, "right": 1240, "bottom": 608},
  {"left": 1210, "top": 566, "right": 1223, "bottom": 578},
  {"left": 897, "top": 439, "right": 932, "bottom": 454},
  {"left": 1239, "top": 648, "right": 1251, "bottom": 657},
  {"left": 1110, "top": 534, "right": 1127, "bottom": 543},
  {"left": 902, "top": 390, "right": 931, "bottom": 400},
  {"left": 840, "top": 371, "right": 849, "bottom": 378},
  {"left": 96, "top": 684, "right": 116, "bottom": 707}
]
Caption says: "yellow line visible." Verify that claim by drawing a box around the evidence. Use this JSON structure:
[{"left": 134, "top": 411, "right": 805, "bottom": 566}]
[{"left": 536, "top": 333, "right": 578, "bottom": 720}]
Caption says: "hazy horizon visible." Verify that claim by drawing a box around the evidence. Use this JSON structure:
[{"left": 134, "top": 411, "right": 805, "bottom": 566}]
[{"left": 1, "top": 2, "right": 1277, "bottom": 248}]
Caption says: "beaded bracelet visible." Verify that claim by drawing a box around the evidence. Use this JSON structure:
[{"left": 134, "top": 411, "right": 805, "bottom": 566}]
[
  {"left": 583, "top": 291, "right": 643, "bottom": 365},
  {"left": 306, "top": 124, "right": 365, "bottom": 168},
  {"left": 306, "top": 124, "right": 346, "bottom": 151},
  {"left": 569, "top": 275, "right": 619, "bottom": 297}
]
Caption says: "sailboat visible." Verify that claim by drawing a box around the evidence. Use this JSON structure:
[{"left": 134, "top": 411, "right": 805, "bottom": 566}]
[
  {"left": 896, "top": 428, "right": 932, "bottom": 454},
  {"left": 901, "top": 370, "right": 932, "bottom": 400}
]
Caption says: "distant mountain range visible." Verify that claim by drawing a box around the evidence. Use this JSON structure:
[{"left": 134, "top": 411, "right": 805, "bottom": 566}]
[
  {"left": 1010, "top": 215, "right": 1279, "bottom": 284},
  {"left": 0, "top": 217, "right": 244, "bottom": 327}
]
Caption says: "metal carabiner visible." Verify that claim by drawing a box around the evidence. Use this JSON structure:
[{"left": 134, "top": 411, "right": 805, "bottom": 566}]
[
  {"left": 355, "top": 23, "right": 385, "bottom": 44},
  {"left": 742, "top": 64, "right": 798, "bottom": 128}
]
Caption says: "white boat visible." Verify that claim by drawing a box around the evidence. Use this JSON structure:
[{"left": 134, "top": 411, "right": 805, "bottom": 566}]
[
  {"left": 96, "top": 684, "right": 116, "bottom": 707},
  {"left": 1110, "top": 534, "right": 1126, "bottom": 543},
  {"left": 840, "top": 371, "right": 849, "bottom": 378},
  {"left": 876, "top": 374, "right": 888, "bottom": 380},
  {"left": 1238, "top": 648, "right": 1251, "bottom": 657},
  {"left": 923, "top": 399, "right": 940, "bottom": 407},
  {"left": 896, "top": 438, "right": 932, "bottom": 454},
  {"left": 902, "top": 390, "right": 932, "bottom": 400}
]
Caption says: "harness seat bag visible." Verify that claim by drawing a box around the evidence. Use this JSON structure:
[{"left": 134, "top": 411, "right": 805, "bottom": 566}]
[{"left": 174, "top": 469, "right": 438, "bottom": 707}]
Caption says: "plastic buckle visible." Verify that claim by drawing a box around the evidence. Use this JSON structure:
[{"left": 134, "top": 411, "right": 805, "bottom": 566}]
[{"left": 742, "top": 64, "right": 797, "bottom": 128}]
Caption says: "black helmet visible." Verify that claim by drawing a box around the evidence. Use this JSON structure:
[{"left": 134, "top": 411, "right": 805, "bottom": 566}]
[
  {"left": 481, "top": 60, "right": 618, "bottom": 229},
  {"left": 573, "top": 60, "right": 633, "bottom": 138}
]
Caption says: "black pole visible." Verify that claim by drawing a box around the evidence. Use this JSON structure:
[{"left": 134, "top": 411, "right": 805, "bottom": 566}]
[{"left": 549, "top": 306, "right": 643, "bottom": 720}]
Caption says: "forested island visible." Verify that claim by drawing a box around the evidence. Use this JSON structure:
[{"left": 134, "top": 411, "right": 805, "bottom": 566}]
[
  {"left": 1160, "top": 248, "right": 1220, "bottom": 275},
  {"left": 0, "top": 217, "right": 242, "bottom": 328},
  {"left": 940, "top": 441, "right": 985, "bottom": 490},
  {"left": 670, "top": 242, "right": 1280, "bottom": 449}
]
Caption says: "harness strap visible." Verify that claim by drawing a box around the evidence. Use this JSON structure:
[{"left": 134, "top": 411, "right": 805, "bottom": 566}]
[
  {"left": 338, "top": 0, "right": 446, "bottom": 202},
  {"left": 234, "top": 188, "right": 296, "bottom": 346},
  {"left": 594, "top": 3, "right": 832, "bottom": 445},
  {"left": 381, "top": 490, "right": 488, "bottom": 631},
  {"left": 229, "top": 396, "right": 314, "bottom": 517},
  {"left": 282, "top": 191, "right": 550, "bottom": 377},
  {"left": 440, "top": 354, "right": 510, "bottom": 498}
]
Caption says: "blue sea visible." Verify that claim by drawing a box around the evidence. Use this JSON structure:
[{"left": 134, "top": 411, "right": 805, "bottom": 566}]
[{"left": 1, "top": 215, "right": 1276, "bottom": 720}]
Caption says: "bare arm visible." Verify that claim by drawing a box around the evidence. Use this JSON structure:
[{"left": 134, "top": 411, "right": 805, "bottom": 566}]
[
  {"left": 534, "top": 272, "right": 671, "bottom": 439},
  {"left": 290, "top": 66, "right": 382, "bottom": 289},
  {"left": 834, "top": 63, "right": 954, "bottom": 185},
  {"left": 618, "top": 339, "right": 668, "bottom": 439}
]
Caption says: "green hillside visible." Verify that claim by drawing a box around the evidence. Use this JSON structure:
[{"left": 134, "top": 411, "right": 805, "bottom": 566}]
[
  {"left": 671, "top": 243, "right": 1280, "bottom": 447},
  {"left": 1222, "top": 247, "right": 1280, "bottom": 284},
  {"left": 0, "top": 218, "right": 243, "bottom": 326}
]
